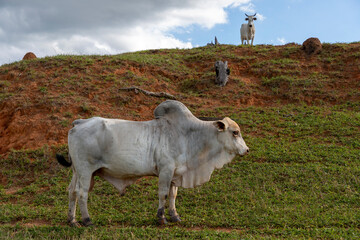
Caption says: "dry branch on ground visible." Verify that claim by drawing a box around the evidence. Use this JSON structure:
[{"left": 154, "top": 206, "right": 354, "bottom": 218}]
[{"left": 120, "top": 86, "right": 176, "bottom": 100}]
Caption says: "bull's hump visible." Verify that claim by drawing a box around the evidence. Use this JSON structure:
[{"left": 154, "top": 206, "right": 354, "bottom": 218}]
[{"left": 154, "top": 100, "right": 195, "bottom": 120}]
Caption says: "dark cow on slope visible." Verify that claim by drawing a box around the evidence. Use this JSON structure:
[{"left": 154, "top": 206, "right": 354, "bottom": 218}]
[{"left": 215, "top": 61, "right": 230, "bottom": 86}]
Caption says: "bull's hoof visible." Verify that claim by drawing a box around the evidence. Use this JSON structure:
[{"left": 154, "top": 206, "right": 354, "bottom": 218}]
[
  {"left": 68, "top": 220, "right": 81, "bottom": 228},
  {"left": 81, "top": 217, "right": 94, "bottom": 227},
  {"left": 170, "top": 215, "right": 181, "bottom": 223},
  {"left": 158, "top": 217, "right": 168, "bottom": 225}
]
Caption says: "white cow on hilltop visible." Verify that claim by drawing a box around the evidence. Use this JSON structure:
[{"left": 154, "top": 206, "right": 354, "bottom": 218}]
[
  {"left": 240, "top": 13, "right": 257, "bottom": 46},
  {"left": 56, "top": 100, "right": 249, "bottom": 227}
]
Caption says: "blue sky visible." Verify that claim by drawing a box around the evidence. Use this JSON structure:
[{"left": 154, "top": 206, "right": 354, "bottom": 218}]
[
  {"left": 173, "top": 0, "right": 360, "bottom": 46},
  {"left": 0, "top": 0, "right": 359, "bottom": 65}
]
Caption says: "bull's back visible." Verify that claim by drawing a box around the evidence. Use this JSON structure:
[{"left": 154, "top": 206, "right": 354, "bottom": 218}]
[{"left": 69, "top": 117, "right": 158, "bottom": 177}]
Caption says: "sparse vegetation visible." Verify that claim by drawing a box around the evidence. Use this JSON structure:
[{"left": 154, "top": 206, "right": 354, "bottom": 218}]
[
  {"left": 38, "top": 86, "right": 48, "bottom": 94},
  {"left": 80, "top": 102, "right": 95, "bottom": 114}
]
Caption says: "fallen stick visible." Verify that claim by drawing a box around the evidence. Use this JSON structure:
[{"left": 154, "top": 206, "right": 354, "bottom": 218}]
[{"left": 120, "top": 86, "right": 176, "bottom": 100}]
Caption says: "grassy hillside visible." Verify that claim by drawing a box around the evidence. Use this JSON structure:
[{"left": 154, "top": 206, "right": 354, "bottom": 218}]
[
  {"left": 1, "top": 43, "right": 360, "bottom": 239},
  {"left": 0, "top": 43, "right": 359, "bottom": 153}
]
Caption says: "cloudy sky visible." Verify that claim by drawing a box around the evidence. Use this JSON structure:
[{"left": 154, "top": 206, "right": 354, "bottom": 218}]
[{"left": 0, "top": 0, "right": 359, "bottom": 65}]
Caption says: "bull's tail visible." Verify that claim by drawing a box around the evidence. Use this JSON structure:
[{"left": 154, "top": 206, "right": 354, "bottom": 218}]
[{"left": 56, "top": 154, "right": 72, "bottom": 167}]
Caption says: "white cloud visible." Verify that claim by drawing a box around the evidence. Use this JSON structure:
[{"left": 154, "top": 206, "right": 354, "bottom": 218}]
[
  {"left": 277, "top": 37, "right": 287, "bottom": 45},
  {"left": 240, "top": 3, "right": 256, "bottom": 13},
  {"left": 238, "top": 3, "right": 265, "bottom": 21},
  {"left": 255, "top": 13, "right": 266, "bottom": 21},
  {"left": 109, "top": 27, "right": 192, "bottom": 52},
  {"left": 52, "top": 35, "right": 115, "bottom": 55},
  {"left": 0, "top": 0, "right": 251, "bottom": 65}
]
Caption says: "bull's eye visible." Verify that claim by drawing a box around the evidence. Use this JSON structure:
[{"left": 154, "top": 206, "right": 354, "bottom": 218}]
[{"left": 232, "top": 131, "right": 239, "bottom": 137}]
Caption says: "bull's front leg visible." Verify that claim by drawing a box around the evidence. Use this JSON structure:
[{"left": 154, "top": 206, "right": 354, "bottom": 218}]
[
  {"left": 168, "top": 183, "right": 181, "bottom": 222},
  {"left": 157, "top": 167, "right": 174, "bottom": 225}
]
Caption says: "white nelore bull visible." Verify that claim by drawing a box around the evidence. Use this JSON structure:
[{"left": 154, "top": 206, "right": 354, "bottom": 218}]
[
  {"left": 240, "top": 13, "right": 257, "bottom": 46},
  {"left": 56, "top": 100, "right": 249, "bottom": 227}
]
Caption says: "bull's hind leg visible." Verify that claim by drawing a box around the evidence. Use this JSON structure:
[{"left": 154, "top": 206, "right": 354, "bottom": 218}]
[
  {"left": 77, "top": 173, "right": 94, "bottom": 227},
  {"left": 67, "top": 174, "right": 80, "bottom": 227},
  {"left": 168, "top": 183, "right": 181, "bottom": 222}
]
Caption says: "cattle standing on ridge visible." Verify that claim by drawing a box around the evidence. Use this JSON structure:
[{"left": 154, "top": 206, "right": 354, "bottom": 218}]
[
  {"left": 240, "top": 13, "right": 257, "bottom": 46},
  {"left": 56, "top": 100, "right": 249, "bottom": 227}
]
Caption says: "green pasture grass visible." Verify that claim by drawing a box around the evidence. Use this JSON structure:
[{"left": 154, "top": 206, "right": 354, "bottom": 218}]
[
  {"left": 1, "top": 103, "right": 360, "bottom": 238},
  {"left": 2, "top": 225, "right": 360, "bottom": 239}
]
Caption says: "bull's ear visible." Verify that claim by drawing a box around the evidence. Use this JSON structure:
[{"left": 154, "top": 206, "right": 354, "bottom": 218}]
[
  {"left": 226, "top": 68, "right": 230, "bottom": 75},
  {"left": 214, "top": 120, "right": 228, "bottom": 131},
  {"left": 245, "top": 18, "right": 249, "bottom": 20},
  {"left": 254, "top": 17, "right": 257, "bottom": 20}
]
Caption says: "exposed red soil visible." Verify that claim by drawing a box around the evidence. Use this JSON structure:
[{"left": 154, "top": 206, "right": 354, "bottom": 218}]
[
  {"left": 22, "top": 220, "right": 53, "bottom": 227},
  {"left": 0, "top": 44, "right": 359, "bottom": 154}
]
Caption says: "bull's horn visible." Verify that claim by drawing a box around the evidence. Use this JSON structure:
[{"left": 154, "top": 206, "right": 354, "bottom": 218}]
[
  {"left": 245, "top": 13, "right": 249, "bottom": 17},
  {"left": 253, "top": 13, "right": 257, "bottom": 16}
]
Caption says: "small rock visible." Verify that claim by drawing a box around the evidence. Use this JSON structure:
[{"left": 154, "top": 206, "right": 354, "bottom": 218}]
[
  {"left": 302, "top": 38, "right": 322, "bottom": 55},
  {"left": 22, "top": 52, "right": 37, "bottom": 60}
]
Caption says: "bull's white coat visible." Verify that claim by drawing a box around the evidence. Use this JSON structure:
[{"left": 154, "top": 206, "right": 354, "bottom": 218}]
[
  {"left": 61, "top": 100, "right": 249, "bottom": 225},
  {"left": 240, "top": 13, "right": 257, "bottom": 46}
]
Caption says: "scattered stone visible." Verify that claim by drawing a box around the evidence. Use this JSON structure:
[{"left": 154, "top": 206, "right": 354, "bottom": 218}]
[
  {"left": 207, "top": 36, "right": 220, "bottom": 46},
  {"left": 214, "top": 36, "right": 219, "bottom": 45}
]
